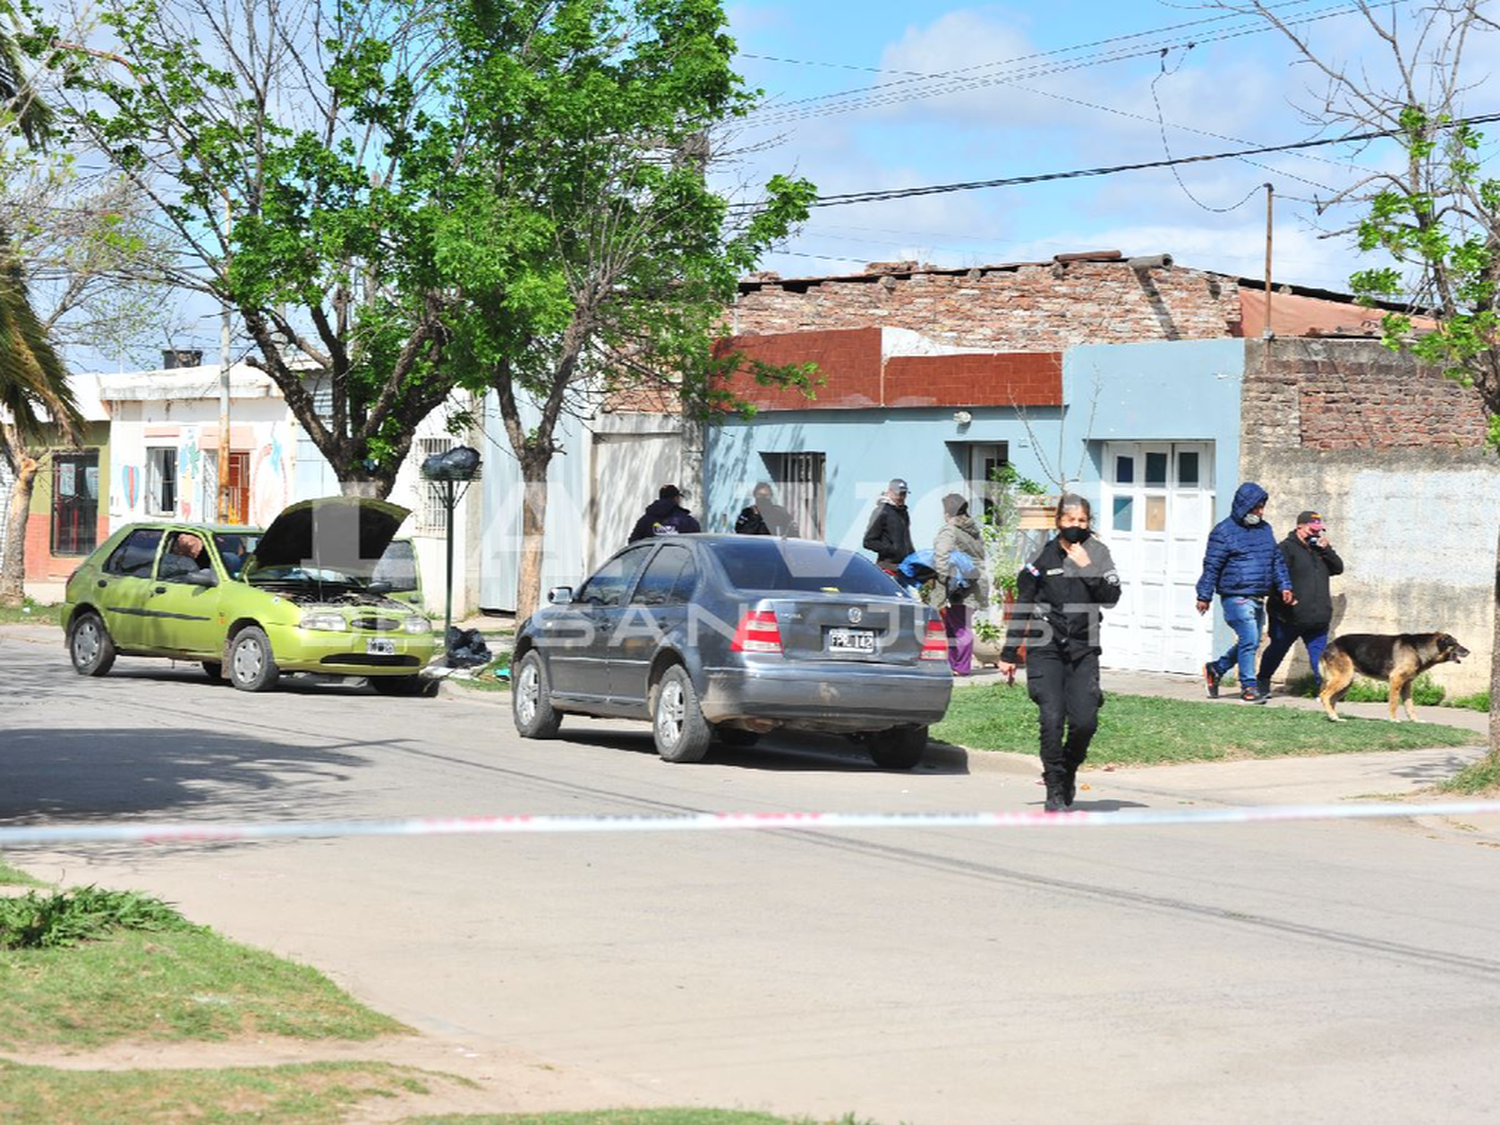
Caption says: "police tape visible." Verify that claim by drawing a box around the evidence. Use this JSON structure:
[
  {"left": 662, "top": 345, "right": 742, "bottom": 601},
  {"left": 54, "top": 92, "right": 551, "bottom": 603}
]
[{"left": 2, "top": 801, "right": 1499, "bottom": 847}]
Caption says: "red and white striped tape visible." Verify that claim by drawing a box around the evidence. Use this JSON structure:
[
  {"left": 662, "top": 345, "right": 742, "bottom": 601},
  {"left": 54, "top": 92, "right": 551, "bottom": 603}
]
[{"left": 1, "top": 801, "right": 1498, "bottom": 847}]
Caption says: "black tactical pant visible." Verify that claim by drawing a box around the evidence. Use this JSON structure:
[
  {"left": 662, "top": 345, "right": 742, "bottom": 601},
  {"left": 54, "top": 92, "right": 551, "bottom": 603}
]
[{"left": 1025, "top": 647, "right": 1103, "bottom": 775}]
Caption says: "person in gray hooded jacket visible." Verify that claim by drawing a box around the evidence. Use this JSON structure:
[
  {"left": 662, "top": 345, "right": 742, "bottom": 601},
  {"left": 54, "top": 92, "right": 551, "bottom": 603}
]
[{"left": 927, "top": 493, "right": 989, "bottom": 675}]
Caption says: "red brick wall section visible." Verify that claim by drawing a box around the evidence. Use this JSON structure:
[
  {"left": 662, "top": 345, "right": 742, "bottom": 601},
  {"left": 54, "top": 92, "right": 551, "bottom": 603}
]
[
  {"left": 23, "top": 513, "right": 108, "bottom": 582},
  {"left": 884, "top": 352, "right": 1061, "bottom": 408},
  {"left": 1243, "top": 339, "right": 1490, "bottom": 451},
  {"left": 718, "top": 327, "right": 885, "bottom": 410},
  {"left": 735, "top": 261, "right": 1240, "bottom": 351}
]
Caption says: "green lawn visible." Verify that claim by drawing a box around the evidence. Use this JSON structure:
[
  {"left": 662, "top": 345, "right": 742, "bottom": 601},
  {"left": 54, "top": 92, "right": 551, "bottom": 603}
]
[
  {"left": 0, "top": 857, "right": 44, "bottom": 887},
  {"left": 412, "top": 1113, "right": 864, "bottom": 1125},
  {"left": 935, "top": 683, "right": 1477, "bottom": 765},
  {"left": 0, "top": 1059, "right": 440, "bottom": 1124},
  {"left": 1440, "top": 752, "right": 1500, "bottom": 795},
  {"left": 0, "top": 601, "right": 63, "bottom": 626}
]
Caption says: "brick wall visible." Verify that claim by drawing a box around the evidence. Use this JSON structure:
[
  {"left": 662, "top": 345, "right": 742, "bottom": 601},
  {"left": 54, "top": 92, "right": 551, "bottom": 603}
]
[
  {"left": 1240, "top": 338, "right": 1498, "bottom": 695},
  {"left": 716, "top": 327, "right": 1062, "bottom": 410},
  {"left": 733, "top": 259, "right": 1241, "bottom": 350}
]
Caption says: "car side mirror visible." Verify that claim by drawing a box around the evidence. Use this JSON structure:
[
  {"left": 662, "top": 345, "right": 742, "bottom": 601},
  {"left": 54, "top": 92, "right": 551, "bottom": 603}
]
[
  {"left": 185, "top": 569, "right": 217, "bottom": 588},
  {"left": 548, "top": 585, "right": 574, "bottom": 604}
]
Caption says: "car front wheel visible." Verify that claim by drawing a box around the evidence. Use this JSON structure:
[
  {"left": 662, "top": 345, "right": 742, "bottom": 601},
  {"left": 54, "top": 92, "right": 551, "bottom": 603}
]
[
  {"left": 69, "top": 612, "right": 116, "bottom": 677},
  {"left": 512, "top": 651, "right": 562, "bottom": 738},
  {"left": 652, "top": 665, "right": 711, "bottom": 764},
  {"left": 867, "top": 724, "right": 928, "bottom": 770},
  {"left": 227, "top": 626, "right": 280, "bottom": 693}
]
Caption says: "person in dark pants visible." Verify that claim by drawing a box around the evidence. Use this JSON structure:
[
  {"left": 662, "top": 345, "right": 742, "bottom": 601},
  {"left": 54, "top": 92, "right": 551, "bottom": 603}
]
[
  {"left": 1195, "top": 481, "right": 1293, "bottom": 703},
  {"left": 997, "top": 495, "right": 1122, "bottom": 812},
  {"left": 1257, "top": 509, "right": 1343, "bottom": 696},
  {"left": 863, "top": 478, "right": 917, "bottom": 595}
]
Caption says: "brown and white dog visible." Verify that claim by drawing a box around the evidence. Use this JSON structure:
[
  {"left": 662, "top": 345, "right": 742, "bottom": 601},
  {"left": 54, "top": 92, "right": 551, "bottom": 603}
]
[{"left": 1318, "top": 633, "right": 1469, "bottom": 722}]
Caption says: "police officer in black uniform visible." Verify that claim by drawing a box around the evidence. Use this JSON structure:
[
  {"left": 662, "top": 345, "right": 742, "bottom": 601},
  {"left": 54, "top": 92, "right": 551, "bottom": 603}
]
[{"left": 998, "top": 495, "right": 1122, "bottom": 812}]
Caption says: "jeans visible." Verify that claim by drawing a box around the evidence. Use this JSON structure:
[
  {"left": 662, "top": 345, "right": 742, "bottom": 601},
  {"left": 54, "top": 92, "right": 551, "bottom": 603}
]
[
  {"left": 1210, "top": 595, "right": 1265, "bottom": 689},
  {"left": 1257, "top": 617, "right": 1328, "bottom": 693}
]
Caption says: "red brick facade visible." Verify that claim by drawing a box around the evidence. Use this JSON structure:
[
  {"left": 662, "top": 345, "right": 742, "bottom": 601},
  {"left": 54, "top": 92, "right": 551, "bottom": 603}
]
[
  {"left": 716, "top": 327, "right": 1062, "bottom": 411},
  {"left": 733, "top": 255, "right": 1241, "bottom": 351}
]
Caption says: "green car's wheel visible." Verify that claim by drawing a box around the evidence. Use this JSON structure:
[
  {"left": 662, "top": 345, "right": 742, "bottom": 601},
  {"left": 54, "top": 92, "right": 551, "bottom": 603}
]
[
  {"left": 512, "top": 651, "right": 562, "bottom": 738},
  {"left": 202, "top": 662, "right": 225, "bottom": 683},
  {"left": 228, "top": 626, "right": 280, "bottom": 693},
  {"left": 69, "top": 612, "right": 116, "bottom": 677},
  {"left": 652, "top": 665, "right": 711, "bottom": 764}
]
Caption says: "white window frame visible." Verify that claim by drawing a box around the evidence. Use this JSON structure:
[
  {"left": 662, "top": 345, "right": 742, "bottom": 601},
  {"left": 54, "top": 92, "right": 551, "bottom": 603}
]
[
  {"left": 761, "top": 451, "right": 826, "bottom": 540},
  {"left": 145, "top": 446, "right": 177, "bottom": 517},
  {"left": 415, "top": 437, "right": 451, "bottom": 536}
]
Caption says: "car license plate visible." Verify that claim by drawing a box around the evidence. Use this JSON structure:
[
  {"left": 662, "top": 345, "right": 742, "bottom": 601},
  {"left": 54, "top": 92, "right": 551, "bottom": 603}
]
[
  {"left": 828, "top": 628, "right": 876, "bottom": 654},
  {"left": 366, "top": 638, "right": 396, "bottom": 656}
]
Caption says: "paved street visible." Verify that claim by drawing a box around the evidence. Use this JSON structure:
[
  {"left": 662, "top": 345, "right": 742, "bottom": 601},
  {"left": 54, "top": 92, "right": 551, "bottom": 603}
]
[{"left": 3, "top": 627, "right": 1500, "bottom": 1123}]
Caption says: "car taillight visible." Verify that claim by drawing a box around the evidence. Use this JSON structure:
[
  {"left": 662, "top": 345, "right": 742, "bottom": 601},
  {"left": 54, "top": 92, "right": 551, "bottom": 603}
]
[
  {"left": 920, "top": 618, "right": 948, "bottom": 661},
  {"left": 731, "top": 609, "right": 783, "bottom": 655}
]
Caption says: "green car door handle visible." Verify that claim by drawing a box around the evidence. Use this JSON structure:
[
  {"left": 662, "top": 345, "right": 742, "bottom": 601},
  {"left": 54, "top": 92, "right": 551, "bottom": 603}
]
[
  {"left": 96, "top": 579, "right": 106, "bottom": 589},
  {"left": 154, "top": 586, "right": 166, "bottom": 595}
]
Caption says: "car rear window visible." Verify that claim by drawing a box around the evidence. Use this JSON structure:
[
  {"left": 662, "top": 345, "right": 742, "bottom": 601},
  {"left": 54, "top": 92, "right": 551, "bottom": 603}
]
[{"left": 712, "top": 540, "right": 900, "bottom": 595}]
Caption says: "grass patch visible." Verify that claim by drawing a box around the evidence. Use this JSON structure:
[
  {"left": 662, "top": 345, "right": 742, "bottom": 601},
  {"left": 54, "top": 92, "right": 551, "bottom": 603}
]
[
  {"left": 0, "top": 1058, "right": 438, "bottom": 1123},
  {"left": 0, "top": 858, "right": 45, "bottom": 888},
  {"left": 0, "top": 922, "right": 406, "bottom": 1050},
  {"left": 934, "top": 684, "right": 1476, "bottom": 765},
  {"left": 0, "top": 887, "right": 199, "bottom": 949},
  {"left": 0, "top": 599, "right": 62, "bottom": 626},
  {"left": 446, "top": 652, "right": 512, "bottom": 693},
  {"left": 1438, "top": 752, "right": 1500, "bottom": 795},
  {"left": 1448, "top": 690, "right": 1492, "bottom": 713},
  {"left": 1283, "top": 672, "right": 1447, "bottom": 706}
]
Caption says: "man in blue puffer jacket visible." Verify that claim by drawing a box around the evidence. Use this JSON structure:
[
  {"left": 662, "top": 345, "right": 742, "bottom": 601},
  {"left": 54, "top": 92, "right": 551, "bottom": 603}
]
[{"left": 1195, "top": 481, "right": 1293, "bottom": 703}]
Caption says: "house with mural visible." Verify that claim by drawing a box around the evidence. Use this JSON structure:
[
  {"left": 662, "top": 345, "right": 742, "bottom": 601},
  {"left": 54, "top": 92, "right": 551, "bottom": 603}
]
[{"left": 99, "top": 352, "right": 295, "bottom": 532}]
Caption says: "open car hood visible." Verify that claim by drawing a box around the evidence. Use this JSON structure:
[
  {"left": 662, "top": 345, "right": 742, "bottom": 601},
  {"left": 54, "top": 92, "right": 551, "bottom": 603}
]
[{"left": 248, "top": 497, "right": 411, "bottom": 577}]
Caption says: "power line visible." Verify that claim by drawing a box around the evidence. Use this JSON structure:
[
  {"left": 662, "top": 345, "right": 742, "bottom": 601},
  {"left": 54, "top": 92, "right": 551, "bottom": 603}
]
[{"left": 747, "top": 110, "right": 1500, "bottom": 211}]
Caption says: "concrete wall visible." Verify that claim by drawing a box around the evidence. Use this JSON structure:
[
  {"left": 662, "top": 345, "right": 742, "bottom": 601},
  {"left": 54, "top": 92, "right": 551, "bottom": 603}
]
[{"left": 1241, "top": 339, "right": 1498, "bottom": 696}]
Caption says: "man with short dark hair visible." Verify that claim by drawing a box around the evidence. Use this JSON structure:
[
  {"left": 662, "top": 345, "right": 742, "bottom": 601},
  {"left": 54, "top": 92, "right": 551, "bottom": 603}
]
[
  {"left": 1257, "top": 510, "right": 1344, "bottom": 696},
  {"left": 628, "top": 484, "right": 702, "bottom": 543},
  {"left": 863, "top": 478, "right": 914, "bottom": 572}
]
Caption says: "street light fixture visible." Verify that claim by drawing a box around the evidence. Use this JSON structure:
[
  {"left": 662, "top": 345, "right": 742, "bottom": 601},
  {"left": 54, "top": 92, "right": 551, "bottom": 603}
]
[{"left": 419, "top": 445, "right": 481, "bottom": 658}]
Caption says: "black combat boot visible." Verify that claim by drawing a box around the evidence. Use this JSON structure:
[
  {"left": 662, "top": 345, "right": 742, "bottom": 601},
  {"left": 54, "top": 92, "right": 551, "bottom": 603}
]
[
  {"left": 1043, "top": 770, "right": 1068, "bottom": 813},
  {"left": 1063, "top": 765, "right": 1078, "bottom": 808}
]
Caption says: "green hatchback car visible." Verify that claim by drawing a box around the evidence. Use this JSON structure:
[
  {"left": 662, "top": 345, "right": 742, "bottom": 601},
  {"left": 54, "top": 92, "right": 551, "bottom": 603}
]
[{"left": 63, "top": 496, "right": 438, "bottom": 693}]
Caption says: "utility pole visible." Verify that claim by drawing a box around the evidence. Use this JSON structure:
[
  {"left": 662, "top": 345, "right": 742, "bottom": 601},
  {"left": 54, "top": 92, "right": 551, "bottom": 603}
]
[
  {"left": 218, "top": 192, "right": 233, "bottom": 523},
  {"left": 1263, "top": 183, "right": 1275, "bottom": 341}
]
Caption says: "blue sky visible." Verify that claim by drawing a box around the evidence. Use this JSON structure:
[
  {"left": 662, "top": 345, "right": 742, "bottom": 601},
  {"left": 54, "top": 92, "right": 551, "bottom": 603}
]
[{"left": 720, "top": 0, "right": 1500, "bottom": 290}]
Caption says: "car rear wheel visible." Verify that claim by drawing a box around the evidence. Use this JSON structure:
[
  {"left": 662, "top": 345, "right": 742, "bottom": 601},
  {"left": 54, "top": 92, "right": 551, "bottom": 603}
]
[
  {"left": 867, "top": 724, "right": 928, "bottom": 770},
  {"left": 513, "top": 651, "right": 562, "bottom": 738},
  {"left": 69, "top": 613, "right": 116, "bottom": 677},
  {"left": 202, "top": 662, "right": 225, "bottom": 683},
  {"left": 371, "top": 675, "right": 431, "bottom": 697},
  {"left": 717, "top": 727, "right": 761, "bottom": 749},
  {"left": 653, "top": 665, "right": 711, "bottom": 764},
  {"left": 228, "top": 626, "right": 280, "bottom": 693}
]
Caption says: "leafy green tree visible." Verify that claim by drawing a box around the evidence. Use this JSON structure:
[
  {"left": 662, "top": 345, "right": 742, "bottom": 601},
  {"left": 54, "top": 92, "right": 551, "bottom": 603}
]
[
  {"left": 1236, "top": 0, "right": 1500, "bottom": 755},
  {"left": 436, "top": 0, "right": 816, "bottom": 618},
  {"left": 44, "top": 0, "right": 467, "bottom": 497}
]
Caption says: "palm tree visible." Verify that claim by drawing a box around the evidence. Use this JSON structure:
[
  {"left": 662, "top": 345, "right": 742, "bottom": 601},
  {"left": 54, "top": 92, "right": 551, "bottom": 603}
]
[{"left": 0, "top": 14, "right": 78, "bottom": 605}]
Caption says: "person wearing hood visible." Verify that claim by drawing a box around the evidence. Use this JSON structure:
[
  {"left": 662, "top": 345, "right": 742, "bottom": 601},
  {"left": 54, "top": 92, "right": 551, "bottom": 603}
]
[
  {"left": 928, "top": 493, "right": 990, "bottom": 676},
  {"left": 735, "top": 482, "right": 800, "bottom": 537},
  {"left": 628, "top": 485, "right": 702, "bottom": 544},
  {"left": 863, "top": 478, "right": 917, "bottom": 592},
  {"left": 997, "top": 495, "right": 1121, "bottom": 812},
  {"left": 1256, "top": 509, "right": 1344, "bottom": 696},
  {"left": 1195, "top": 481, "right": 1293, "bottom": 703}
]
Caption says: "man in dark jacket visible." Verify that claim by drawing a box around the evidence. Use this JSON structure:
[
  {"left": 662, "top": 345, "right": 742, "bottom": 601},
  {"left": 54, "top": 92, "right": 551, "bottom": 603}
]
[
  {"left": 863, "top": 478, "right": 915, "bottom": 577},
  {"left": 628, "top": 485, "right": 702, "bottom": 543},
  {"left": 1257, "top": 509, "right": 1343, "bottom": 695},
  {"left": 735, "top": 482, "right": 800, "bottom": 537},
  {"left": 1195, "top": 481, "right": 1293, "bottom": 703}
]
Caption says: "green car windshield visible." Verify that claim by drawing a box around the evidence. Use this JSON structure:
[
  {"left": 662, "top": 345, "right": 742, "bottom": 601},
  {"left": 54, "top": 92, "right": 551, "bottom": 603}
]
[{"left": 212, "top": 533, "right": 261, "bottom": 580}]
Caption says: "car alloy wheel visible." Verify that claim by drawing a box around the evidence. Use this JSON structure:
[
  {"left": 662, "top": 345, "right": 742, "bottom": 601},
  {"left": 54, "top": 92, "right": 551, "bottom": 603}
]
[
  {"left": 656, "top": 678, "right": 686, "bottom": 749},
  {"left": 233, "top": 639, "right": 263, "bottom": 683},
  {"left": 73, "top": 619, "right": 100, "bottom": 665},
  {"left": 516, "top": 662, "right": 540, "bottom": 725}
]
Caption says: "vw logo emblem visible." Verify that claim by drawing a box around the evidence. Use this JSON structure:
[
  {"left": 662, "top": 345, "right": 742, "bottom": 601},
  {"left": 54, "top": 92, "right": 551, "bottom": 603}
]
[{"left": 847, "top": 607, "right": 863, "bottom": 624}]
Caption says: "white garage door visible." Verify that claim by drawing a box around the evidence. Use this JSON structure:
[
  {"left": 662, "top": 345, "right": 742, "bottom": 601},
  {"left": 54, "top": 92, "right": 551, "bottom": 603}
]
[
  {"left": 587, "top": 432, "right": 683, "bottom": 571},
  {"left": 1098, "top": 442, "right": 1216, "bottom": 674}
]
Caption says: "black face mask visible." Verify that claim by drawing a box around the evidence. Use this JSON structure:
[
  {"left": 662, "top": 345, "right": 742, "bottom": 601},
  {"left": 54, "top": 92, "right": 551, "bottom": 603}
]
[{"left": 1058, "top": 526, "right": 1092, "bottom": 545}]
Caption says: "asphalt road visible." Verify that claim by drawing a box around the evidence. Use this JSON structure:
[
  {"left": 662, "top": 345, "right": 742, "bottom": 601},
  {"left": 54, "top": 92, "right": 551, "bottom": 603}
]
[{"left": 4, "top": 632, "right": 1500, "bottom": 1123}]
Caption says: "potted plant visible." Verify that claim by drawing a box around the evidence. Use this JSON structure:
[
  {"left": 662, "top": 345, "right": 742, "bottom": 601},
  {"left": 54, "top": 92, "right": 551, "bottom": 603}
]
[{"left": 974, "top": 465, "right": 1045, "bottom": 669}]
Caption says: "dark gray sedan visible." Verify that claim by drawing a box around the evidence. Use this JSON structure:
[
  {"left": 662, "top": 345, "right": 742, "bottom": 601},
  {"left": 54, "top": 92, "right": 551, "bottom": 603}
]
[{"left": 511, "top": 536, "right": 954, "bottom": 768}]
